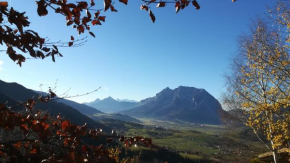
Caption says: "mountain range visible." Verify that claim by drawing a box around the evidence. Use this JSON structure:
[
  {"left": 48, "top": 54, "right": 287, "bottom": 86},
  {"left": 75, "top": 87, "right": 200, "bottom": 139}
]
[
  {"left": 0, "top": 79, "right": 227, "bottom": 125},
  {"left": 84, "top": 97, "right": 138, "bottom": 113},
  {"left": 85, "top": 86, "right": 227, "bottom": 125}
]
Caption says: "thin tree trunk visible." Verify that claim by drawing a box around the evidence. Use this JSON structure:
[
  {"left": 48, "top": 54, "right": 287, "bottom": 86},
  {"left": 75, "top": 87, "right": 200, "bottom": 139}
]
[{"left": 271, "top": 141, "right": 279, "bottom": 163}]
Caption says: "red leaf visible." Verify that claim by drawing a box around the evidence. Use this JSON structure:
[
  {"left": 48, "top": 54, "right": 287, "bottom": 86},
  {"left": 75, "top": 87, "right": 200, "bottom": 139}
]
[
  {"left": 42, "top": 122, "right": 49, "bottom": 130},
  {"left": 61, "top": 120, "right": 70, "bottom": 131},
  {"left": 30, "top": 148, "right": 37, "bottom": 154},
  {"left": 20, "top": 124, "right": 29, "bottom": 131},
  {"left": 13, "top": 142, "right": 21, "bottom": 150},
  {"left": 0, "top": 1, "right": 8, "bottom": 7}
]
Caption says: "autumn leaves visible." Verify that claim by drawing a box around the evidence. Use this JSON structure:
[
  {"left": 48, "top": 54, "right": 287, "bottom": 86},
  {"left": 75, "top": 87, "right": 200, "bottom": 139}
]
[{"left": 140, "top": 0, "right": 201, "bottom": 23}]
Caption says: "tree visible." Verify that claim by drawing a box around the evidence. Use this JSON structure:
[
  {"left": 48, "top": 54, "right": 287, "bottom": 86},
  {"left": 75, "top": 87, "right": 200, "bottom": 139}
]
[
  {"left": 0, "top": 0, "right": 237, "bottom": 66},
  {"left": 223, "top": 1, "right": 290, "bottom": 163}
]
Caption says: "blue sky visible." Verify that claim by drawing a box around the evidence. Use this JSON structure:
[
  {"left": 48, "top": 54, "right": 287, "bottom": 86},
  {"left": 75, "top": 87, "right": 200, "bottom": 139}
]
[{"left": 0, "top": 0, "right": 276, "bottom": 103}]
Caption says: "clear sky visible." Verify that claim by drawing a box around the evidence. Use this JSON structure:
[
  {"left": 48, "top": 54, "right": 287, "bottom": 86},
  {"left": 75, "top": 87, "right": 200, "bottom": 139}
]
[{"left": 0, "top": 0, "right": 276, "bottom": 103}]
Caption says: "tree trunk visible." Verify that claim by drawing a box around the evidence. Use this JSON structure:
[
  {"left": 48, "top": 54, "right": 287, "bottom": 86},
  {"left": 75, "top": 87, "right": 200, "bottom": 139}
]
[{"left": 272, "top": 146, "right": 279, "bottom": 163}]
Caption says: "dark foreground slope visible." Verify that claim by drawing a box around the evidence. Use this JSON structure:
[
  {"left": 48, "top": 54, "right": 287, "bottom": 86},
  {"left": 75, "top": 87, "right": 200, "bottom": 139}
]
[{"left": 0, "top": 80, "right": 110, "bottom": 132}]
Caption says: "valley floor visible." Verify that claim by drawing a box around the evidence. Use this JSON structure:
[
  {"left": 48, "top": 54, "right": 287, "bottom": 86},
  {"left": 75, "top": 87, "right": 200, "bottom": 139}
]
[{"left": 102, "top": 118, "right": 268, "bottom": 163}]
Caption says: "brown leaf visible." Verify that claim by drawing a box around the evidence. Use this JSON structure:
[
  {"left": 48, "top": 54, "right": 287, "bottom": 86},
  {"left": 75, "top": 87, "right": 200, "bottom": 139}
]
[
  {"left": 36, "top": 51, "right": 45, "bottom": 59},
  {"left": 104, "top": 0, "right": 112, "bottom": 12},
  {"left": 94, "top": 11, "right": 100, "bottom": 19},
  {"left": 91, "top": 0, "right": 95, "bottom": 6},
  {"left": 53, "top": 45, "right": 58, "bottom": 51},
  {"left": 91, "top": 20, "right": 101, "bottom": 25},
  {"left": 13, "top": 29, "right": 18, "bottom": 34},
  {"left": 69, "top": 42, "right": 73, "bottom": 47},
  {"left": 175, "top": 1, "right": 181, "bottom": 13},
  {"left": 77, "top": 1, "right": 88, "bottom": 9},
  {"left": 66, "top": 3, "right": 77, "bottom": 8},
  {"left": 192, "top": 0, "right": 200, "bottom": 10},
  {"left": 42, "top": 47, "right": 50, "bottom": 52},
  {"left": 119, "top": 136, "right": 124, "bottom": 142},
  {"left": 98, "top": 16, "right": 106, "bottom": 22},
  {"left": 110, "top": 5, "right": 118, "bottom": 12},
  {"left": 140, "top": 4, "right": 148, "bottom": 11},
  {"left": 119, "top": 0, "right": 128, "bottom": 5},
  {"left": 86, "top": 9, "right": 91, "bottom": 18},
  {"left": 36, "top": 0, "right": 48, "bottom": 16},
  {"left": 66, "top": 20, "right": 73, "bottom": 26},
  {"left": 77, "top": 25, "right": 85, "bottom": 34},
  {"left": 89, "top": 31, "right": 95, "bottom": 37},
  {"left": 0, "top": 1, "right": 8, "bottom": 7},
  {"left": 149, "top": 10, "right": 155, "bottom": 23},
  {"left": 71, "top": 36, "right": 74, "bottom": 40},
  {"left": 156, "top": 2, "right": 165, "bottom": 8}
]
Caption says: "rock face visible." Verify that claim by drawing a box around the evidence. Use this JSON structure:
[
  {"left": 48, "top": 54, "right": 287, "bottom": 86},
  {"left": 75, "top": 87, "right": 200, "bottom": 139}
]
[
  {"left": 85, "top": 97, "right": 138, "bottom": 113},
  {"left": 122, "top": 86, "right": 226, "bottom": 124}
]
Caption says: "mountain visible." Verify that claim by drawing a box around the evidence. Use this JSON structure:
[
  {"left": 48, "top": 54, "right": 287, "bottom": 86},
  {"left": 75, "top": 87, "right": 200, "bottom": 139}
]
[
  {"left": 0, "top": 80, "right": 111, "bottom": 132},
  {"left": 57, "top": 98, "right": 103, "bottom": 115},
  {"left": 121, "top": 86, "right": 227, "bottom": 125},
  {"left": 0, "top": 92, "right": 21, "bottom": 108},
  {"left": 116, "top": 99, "right": 138, "bottom": 103},
  {"left": 85, "top": 96, "right": 138, "bottom": 113}
]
